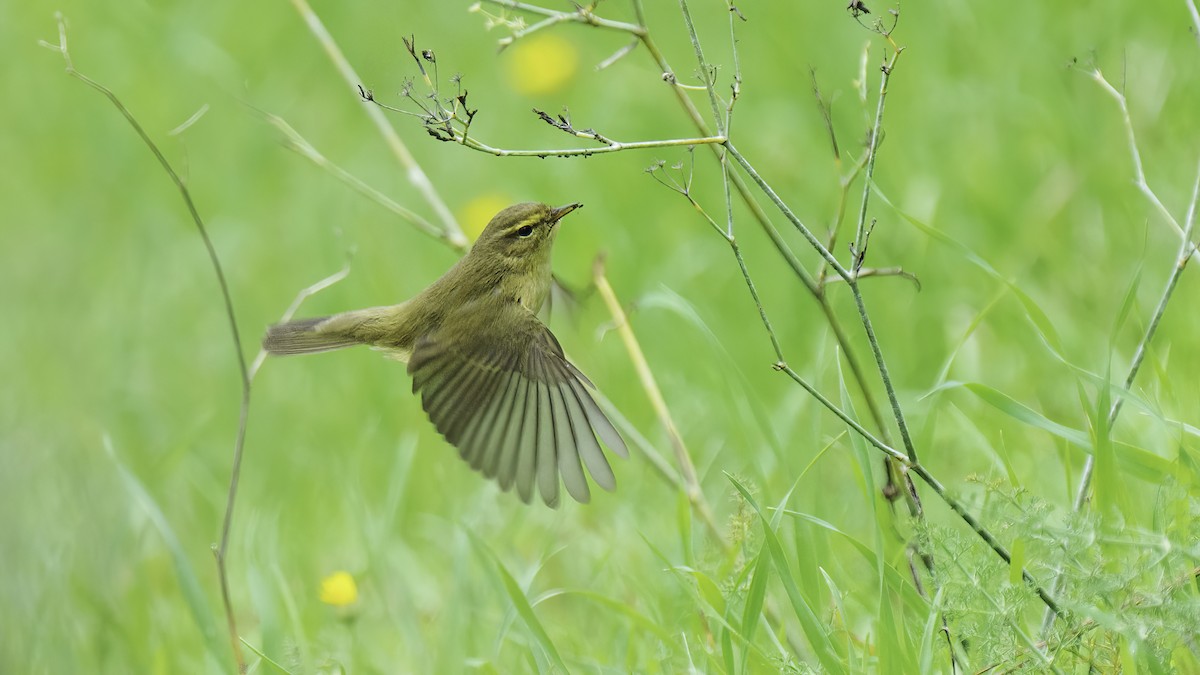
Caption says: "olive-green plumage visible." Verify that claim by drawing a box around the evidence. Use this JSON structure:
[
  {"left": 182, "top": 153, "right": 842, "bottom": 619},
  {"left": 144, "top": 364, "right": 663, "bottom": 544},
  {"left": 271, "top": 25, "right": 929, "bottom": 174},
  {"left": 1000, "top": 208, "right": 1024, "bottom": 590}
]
[{"left": 263, "top": 202, "right": 627, "bottom": 507}]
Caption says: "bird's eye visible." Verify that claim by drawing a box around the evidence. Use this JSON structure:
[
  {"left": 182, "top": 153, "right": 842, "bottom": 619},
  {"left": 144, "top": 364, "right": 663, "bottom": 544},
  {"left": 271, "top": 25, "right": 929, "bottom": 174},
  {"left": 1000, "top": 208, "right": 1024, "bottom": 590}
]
[{"left": 516, "top": 225, "right": 534, "bottom": 238}]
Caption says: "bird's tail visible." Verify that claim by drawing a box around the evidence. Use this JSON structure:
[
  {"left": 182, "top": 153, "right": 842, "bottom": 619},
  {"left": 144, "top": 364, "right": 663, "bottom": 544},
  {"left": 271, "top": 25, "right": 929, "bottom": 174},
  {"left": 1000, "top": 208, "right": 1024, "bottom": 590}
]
[{"left": 262, "top": 314, "right": 363, "bottom": 355}]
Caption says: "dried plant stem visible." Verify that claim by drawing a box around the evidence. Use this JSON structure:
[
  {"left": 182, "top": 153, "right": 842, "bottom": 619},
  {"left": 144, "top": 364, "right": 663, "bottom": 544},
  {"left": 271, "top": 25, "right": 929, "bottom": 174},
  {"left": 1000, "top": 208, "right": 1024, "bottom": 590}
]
[
  {"left": 289, "top": 0, "right": 468, "bottom": 249},
  {"left": 593, "top": 257, "right": 722, "bottom": 542},
  {"left": 44, "top": 15, "right": 251, "bottom": 673}
]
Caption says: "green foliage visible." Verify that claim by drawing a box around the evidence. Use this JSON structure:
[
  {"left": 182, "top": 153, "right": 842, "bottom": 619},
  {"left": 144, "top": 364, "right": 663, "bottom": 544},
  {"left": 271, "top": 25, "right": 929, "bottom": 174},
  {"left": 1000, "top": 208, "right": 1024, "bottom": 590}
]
[{"left": 3, "top": 0, "right": 1199, "bottom": 673}]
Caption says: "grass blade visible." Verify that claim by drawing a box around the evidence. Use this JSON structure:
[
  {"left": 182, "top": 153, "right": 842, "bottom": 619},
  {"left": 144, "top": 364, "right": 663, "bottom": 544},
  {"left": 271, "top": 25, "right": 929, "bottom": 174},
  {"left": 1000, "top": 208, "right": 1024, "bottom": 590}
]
[
  {"left": 467, "top": 531, "right": 567, "bottom": 672},
  {"left": 104, "top": 436, "right": 226, "bottom": 666},
  {"left": 727, "top": 475, "right": 845, "bottom": 674}
]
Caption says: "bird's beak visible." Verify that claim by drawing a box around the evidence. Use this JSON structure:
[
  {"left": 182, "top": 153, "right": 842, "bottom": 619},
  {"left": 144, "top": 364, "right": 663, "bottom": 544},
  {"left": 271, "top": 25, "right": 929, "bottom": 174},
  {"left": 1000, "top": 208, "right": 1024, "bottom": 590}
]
[{"left": 549, "top": 203, "right": 583, "bottom": 224}]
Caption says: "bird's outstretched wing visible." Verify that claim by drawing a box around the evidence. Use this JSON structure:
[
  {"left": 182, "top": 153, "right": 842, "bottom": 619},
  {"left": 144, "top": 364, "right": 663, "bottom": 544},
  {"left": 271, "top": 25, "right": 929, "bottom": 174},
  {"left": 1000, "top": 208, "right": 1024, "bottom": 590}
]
[{"left": 407, "top": 301, "right": 628, "bottom": 507}]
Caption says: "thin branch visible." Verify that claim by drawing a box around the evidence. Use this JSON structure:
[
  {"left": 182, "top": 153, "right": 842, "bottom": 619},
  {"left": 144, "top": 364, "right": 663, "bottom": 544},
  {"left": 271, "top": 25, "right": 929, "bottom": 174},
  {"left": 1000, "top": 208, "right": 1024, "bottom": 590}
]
[
  {"left": 726, "top": 144, "right": 852, "bottom": 279},
  {"left": 250, "top": 263, "right": 353, "bottom": 378},
  {"left": 43, "top": 14, "right": 250, "bottom": 673},
  {"left": 438, "top": 130, "right": 726, "bottom": 158},
  {"left": 1091, "top": 69, "right": 1185, "bottom": 238},
  {"left": 289, "top": 0, "right": 468, "bottom": 249},
  {"left": 839, "top": 46, "right": 922, "bottom": 470},
  {"left": 596, "top": 38, "right": 640, "bottom": 70},
  {"left": 497, "top": 13, "right": 573, "bottom": 51},
  {"left": 777, "top": 364, "right": 908, "bottom": 464},
  {"left": 478, "top": 0, "right": 647, "bottom": 36},
  {"left": 650, "top": 158, "right": 909, "bottom": 465}
]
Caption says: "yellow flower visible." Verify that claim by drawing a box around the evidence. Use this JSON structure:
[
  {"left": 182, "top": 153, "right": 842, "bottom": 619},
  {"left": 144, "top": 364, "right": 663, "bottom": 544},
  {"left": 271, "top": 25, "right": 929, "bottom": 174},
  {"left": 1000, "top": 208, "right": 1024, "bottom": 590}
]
[
  {"left": 504, "top": 33, "right": 579, "bottom": 96},
  {"left": 459, "top": 193, "right": 513, "bottom": 241},
  {"left": 319, "top": 571, "right": 358, "bottom": 607}
]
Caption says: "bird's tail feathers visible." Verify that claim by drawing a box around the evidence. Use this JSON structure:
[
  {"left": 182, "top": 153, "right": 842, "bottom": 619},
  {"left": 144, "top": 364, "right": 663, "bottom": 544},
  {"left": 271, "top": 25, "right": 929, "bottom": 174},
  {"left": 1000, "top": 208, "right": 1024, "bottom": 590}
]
[{"left": 262, "top": 315, "right": 361, "bottom": 355}]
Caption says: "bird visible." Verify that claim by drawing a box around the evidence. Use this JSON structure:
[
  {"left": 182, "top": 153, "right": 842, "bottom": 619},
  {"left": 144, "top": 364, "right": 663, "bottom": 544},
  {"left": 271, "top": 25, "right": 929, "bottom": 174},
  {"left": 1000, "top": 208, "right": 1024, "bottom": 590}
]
[{"left": 262, "top": 201, "right": 627, "bottom": 507}]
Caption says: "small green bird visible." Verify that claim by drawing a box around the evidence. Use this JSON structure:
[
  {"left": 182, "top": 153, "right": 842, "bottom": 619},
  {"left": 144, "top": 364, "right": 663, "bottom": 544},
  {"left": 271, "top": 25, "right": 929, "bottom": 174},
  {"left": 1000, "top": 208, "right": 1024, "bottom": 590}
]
[{"left": 263, "top": 202, "right": 627, "bottom": 507}]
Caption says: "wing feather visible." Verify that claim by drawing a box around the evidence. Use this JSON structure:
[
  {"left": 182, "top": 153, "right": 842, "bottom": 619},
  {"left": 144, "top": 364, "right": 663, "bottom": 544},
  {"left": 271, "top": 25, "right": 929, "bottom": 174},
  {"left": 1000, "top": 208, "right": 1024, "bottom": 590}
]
[
  {"left": 460, "top": 370, "right": 517, "bottom": 469},
  {"left": 445, "top": 352, "right": 513, "bottom": 447},
  {"left": 559, "top": 375, "right": 615, "bottom": 491},
  {"left": 408, "top": 301, "right": 626, "bottom": 506},
  {"left": 532, "top": 354, "right": 561, "bottom": 507}
]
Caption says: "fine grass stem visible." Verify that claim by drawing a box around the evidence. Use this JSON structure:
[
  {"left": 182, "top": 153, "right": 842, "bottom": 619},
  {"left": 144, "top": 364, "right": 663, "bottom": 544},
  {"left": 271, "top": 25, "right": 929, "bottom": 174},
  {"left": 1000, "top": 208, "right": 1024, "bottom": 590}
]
[{"left": 44, "top": 15, "right": 252, "bottom": 672}]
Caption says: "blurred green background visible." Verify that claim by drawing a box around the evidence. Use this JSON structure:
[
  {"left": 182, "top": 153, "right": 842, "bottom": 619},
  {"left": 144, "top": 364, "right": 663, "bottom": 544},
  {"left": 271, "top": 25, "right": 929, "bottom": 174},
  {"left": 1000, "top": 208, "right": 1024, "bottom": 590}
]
[{"left": 3, "top": 0, "right": 1198, "bottom": 672}]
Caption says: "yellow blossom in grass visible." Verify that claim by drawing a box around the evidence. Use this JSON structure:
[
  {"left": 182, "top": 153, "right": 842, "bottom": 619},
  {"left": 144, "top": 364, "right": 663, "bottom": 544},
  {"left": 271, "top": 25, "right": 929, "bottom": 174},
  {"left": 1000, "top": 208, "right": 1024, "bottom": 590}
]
[
  {"left": 459, "top": 193, "right": 513, "bottom": 241},
  {"left": 319, "top": 571, "right": 358, "bottom": 607},
  {"left": 504, "top": 33, "right": 579, "bottom": 96}
]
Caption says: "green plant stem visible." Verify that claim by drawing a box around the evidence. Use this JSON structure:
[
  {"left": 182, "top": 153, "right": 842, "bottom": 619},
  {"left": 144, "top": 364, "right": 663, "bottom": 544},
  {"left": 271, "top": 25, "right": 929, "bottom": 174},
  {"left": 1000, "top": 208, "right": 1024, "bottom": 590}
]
[
  {"left": 726, "top": 142, "right": 920, "bottom": 464},
  {"left": 289, "top": 0, "right": 468, "bottom": 249},
  {"left": 1091, "top": 70, "right": 1184, "bottom": 237},
  {"left": 728, "top": 140, "right": 1064, "bottom": 612},
  {"left": 45, "top": 15, "right": 250, "bottom": 673},
  {"left": 851, "top": 49, "right": 903, "bottom": 265},
  {"left": 911, "top": 464, "right": 1063, "bottom": 617},
  {"left": 677, "top": 0, "right": 724, "bottom": 130},
  {"left": 726, "top": 143, "right": 853, "bottom": 279},
  {"left": 697, "top": 160, "right": 906, "bottom": 465}
]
